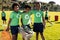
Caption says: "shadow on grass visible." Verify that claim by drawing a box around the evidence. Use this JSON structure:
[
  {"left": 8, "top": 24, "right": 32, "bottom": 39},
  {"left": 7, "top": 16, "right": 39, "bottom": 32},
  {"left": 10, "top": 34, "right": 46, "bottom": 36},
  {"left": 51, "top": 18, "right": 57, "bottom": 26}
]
[{"left": 55, "top": 22, "right": 60, "bottom": 24}]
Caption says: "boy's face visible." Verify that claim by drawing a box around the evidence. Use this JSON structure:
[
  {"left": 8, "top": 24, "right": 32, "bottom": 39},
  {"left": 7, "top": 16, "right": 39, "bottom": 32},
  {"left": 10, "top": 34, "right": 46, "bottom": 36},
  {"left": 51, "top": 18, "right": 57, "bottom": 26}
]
[
  {"left": 25, "top": 8, "right": 30, "bottom": 12},
  {"left": 35, "top": 4, "right": 40, "bottom": 10},
  {"left": 14, "top": 6, "right": 19, "bottom": 12}
]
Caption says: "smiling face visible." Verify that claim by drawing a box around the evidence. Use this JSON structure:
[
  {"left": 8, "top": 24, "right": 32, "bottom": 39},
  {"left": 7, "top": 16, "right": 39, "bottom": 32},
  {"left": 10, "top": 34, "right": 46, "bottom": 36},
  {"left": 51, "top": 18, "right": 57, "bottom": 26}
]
[
  {"left": 14, "top": 6, "right": 19, "bottom": 12},
  {"left": 35, "top": 3, "right": 41, "bottom": 10},
  {"left": 24, "top": 5, "right": 31, "bottom": 13},
  {"left": 25, "top": 8, "right": 31, "bottom": 13},
  {"left": 12, "top": 3, "right": 20, "bottom": 12}
]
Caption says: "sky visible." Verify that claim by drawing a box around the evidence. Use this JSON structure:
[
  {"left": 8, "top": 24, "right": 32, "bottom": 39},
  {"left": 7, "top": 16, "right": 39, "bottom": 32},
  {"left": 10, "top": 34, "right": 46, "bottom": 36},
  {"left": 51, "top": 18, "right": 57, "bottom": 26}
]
[{"left": 36, "top": 0, "right": 60, "bottom": 5}]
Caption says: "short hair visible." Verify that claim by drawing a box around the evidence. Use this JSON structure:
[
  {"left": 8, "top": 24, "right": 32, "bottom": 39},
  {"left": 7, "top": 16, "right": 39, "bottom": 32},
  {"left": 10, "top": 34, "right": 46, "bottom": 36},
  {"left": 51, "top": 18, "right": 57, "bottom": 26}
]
[
  {"left": 24, "top": 5, "right": 31, "bottom": 9},
  {"left": 34, "top": 2, "right": 41, "bottom": 7},
  {"left": 35, "top": 2, "right": 40, "bottom": 4},
  {"left": 12, "top": 3, "right": 19, "bottom": 10}
]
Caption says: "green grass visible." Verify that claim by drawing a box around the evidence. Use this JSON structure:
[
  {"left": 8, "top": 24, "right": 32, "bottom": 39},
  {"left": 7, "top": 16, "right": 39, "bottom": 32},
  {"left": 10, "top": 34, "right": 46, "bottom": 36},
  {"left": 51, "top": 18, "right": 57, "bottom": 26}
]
[
  {"left": 17, "top": 23, "right": 60, "bottom": 40},
  {"left": 0, "top": 11, "right": 60, "bottom": 40}
]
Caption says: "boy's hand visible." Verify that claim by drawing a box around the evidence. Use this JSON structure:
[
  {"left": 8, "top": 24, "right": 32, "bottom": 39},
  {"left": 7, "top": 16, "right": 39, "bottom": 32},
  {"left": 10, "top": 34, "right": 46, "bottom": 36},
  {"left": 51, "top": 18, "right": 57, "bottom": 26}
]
[
  {"left": 6, "top": 26, "right": 9, "bottom": 31},
  {"left": 43, "top": 26, "right": 45, "bottom": 29},
  {"left": 43, "top": 23, "right": 45, "bottom": 29}
]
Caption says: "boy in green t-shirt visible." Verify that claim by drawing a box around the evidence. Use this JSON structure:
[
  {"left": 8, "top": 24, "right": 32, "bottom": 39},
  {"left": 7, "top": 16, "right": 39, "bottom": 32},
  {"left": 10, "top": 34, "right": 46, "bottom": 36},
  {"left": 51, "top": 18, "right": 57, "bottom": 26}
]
[
  {"left": 45, "top": 7, "right": 53, "bottom": 27},
  {"left": 6, "top": 3, "right": 21, "bottom": 40},
  {"left": 21, "top": 5, "right": 33, "bottom": 40},
  {"left": 1, "top": 8, "right": 6, "bottom": 26},
  {"left": 32, "top": 2, "right": 45, "bottom": 40}
]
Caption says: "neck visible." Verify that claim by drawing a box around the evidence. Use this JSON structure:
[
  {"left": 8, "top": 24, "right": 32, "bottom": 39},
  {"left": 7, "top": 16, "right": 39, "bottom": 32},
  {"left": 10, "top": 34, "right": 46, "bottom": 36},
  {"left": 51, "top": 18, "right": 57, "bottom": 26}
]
[{"left": 14, "top": 11, "right": 18, "bottom": 13}]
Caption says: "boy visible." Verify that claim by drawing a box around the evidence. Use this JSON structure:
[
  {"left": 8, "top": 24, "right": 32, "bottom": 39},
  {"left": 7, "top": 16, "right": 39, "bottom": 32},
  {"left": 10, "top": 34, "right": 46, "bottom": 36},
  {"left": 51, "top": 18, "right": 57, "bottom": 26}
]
[
  {"left": 6, "top": 3, "right": 21, "bottom": 40},
  {"left": 45, "top": 7, "right": 53, "bottom": 27},
  {"left": 31, "top": 2, "right": 45, "bottom": 40},
  {"left": 21, "top": 5, "right": 33, "bottom": 40},
  {"left": 1, "top": 8, "right": 6, "bottom": 26}
]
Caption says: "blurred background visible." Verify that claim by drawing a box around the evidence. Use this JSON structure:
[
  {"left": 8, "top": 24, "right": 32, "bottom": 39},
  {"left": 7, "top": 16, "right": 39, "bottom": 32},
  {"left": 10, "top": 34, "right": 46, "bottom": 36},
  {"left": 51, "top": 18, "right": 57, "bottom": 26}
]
[
  {"left": 0, "top": 0, "right": 60, "bottom": 40},
  {"left": 0, "top": 0, "right": 60, "bottom": 11}
]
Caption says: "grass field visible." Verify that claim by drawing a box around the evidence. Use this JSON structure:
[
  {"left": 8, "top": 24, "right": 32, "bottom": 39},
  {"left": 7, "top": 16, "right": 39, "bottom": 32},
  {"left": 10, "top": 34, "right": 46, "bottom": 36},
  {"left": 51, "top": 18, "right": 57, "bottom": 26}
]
[{"left": 0, "top": 11, "right": 60, "bottom": 40}]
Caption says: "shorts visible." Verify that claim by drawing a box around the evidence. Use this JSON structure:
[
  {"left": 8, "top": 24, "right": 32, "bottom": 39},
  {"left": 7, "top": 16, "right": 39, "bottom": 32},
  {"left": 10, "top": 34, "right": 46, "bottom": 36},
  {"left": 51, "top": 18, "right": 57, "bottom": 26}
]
[
  {"left": 10, "top": 25, "right": 19, "bottom": 35},
  {"left": 33, "top": 23, "right": 44, "bottom": 33},
  {"left": 45, "top": 17, "right": 48, "bottom": 20},
  {"left": 2, "top": 17, "right": 6, "bottom": 21}
]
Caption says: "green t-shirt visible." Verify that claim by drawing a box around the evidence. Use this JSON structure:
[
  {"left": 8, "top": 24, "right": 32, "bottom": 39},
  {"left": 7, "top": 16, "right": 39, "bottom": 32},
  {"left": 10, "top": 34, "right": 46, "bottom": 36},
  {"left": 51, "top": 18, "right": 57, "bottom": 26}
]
[
  {"left": 31, "top": 10, "right": 44, "bottom": 23},
  {"left": 1, "top": 11, "right": 6, "bottom": 17},
  {"left": 45, "top": 11, "right": 48, "bottom": 17},
  {"left": 10, "top": 11, "right": 21, "bottom": 26},
  {"left": 21, "top": 12, "right": 31, "bottom": 25}
]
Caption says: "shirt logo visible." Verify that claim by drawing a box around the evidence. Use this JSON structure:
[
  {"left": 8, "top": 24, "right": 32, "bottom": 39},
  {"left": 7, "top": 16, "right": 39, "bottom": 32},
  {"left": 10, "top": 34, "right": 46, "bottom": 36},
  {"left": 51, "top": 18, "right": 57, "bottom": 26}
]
[
  {"left": 36, "top": 12, "right": 41, "bottom": 17},
  {"left": 16, "top": 14, "right": 20, "bottom": 18},
  {"left": 25, "top": 15, "right": 29, "bottom": 19}
]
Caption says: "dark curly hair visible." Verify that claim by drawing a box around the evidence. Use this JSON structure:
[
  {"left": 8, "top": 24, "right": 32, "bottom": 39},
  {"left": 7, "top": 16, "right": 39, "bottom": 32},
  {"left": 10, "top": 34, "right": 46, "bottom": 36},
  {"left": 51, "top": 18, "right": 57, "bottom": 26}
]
[
  {"left": 24, "top": 5, "right": 31, "bottom": 9},
  {"left": 12, "top": 3, "right": 19, "bottom": 10}
]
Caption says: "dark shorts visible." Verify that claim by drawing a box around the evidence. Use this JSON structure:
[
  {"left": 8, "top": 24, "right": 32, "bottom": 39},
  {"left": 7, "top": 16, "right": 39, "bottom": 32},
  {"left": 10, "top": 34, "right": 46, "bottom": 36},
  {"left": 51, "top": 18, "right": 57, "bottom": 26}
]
[
  {"left": 45, "top": 17, "right": 48, "bottom": 20},
  {"left": 2, "top": 17, "right": 6, "bottom": 21},
  {"left": 10, "top": 25, "right": 19, "bottom": 35},
  {"left": 33, "top": 23, "right": 44, "bottom": 33}
]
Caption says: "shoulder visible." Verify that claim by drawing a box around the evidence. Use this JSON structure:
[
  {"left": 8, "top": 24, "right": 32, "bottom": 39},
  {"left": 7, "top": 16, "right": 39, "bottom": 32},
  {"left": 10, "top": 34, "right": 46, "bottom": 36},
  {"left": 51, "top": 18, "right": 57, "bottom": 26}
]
[
  {"left": 1, "top": 11, "right": 4, "bottom": 13},
  {"left": 21, "top": 13, "right": 25, "bottom": 16},
  {"left": 30, "top": 10, "right": 35, "bottom": 12},
  {"left": 11, "top": 11, "right": 15, "bottom": 13},
  {"left": 18, "top": 11, "right": 23, "bottom": 15},
  {"left": 40, "top": 10, "right": 44, "bottom": 13},
  {"left": 10, "top": 11, "right": 15, "bottom": 15},
  {"left": 29, "top": 10, "right": 35, "bottom": 14}
]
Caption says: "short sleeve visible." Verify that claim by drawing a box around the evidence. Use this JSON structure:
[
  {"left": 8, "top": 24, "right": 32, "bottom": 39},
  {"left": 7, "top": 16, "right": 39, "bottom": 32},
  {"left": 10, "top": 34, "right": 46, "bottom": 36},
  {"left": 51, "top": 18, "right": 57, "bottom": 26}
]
[{"left": 10, "top": 13, "right": 14, "bottom": 19}]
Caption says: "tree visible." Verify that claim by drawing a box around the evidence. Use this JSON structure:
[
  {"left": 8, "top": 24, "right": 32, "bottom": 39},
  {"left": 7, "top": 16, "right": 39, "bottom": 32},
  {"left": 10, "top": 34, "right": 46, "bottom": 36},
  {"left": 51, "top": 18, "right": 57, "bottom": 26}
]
[
  {"left": 49, "top": 1, "right": 56, "bottom": 11},
  {"left": 49, "top": 1, "right": 56, "bottom": 7},
  {"left": 49, "top": 1, "right": 55, "bottom": 5}
]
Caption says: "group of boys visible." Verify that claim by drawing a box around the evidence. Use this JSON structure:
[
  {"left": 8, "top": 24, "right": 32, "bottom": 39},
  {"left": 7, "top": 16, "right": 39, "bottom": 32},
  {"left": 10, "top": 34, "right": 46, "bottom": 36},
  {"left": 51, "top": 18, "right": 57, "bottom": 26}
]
[{"left": 1, "top": 2, "right": 52, "bottom": 40}]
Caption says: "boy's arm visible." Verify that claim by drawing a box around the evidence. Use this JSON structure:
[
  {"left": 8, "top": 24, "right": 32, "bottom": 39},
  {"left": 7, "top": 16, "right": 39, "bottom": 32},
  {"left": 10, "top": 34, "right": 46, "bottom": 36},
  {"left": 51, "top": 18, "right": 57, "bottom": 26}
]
[
  {"left": 21, "top": 18, "right": 24, "bottom": 27},
  {"left": 42, "top": 17, "right": 45, "bottom": 28},
  {"left": 6, "top": 13, "right": 13, "bottom": 31},
  {"left": 6, "top": 18, "right": 11, "bottom": 31},
  {"left": 42, "top": 12, "right": 46, "bottom": 28}
]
